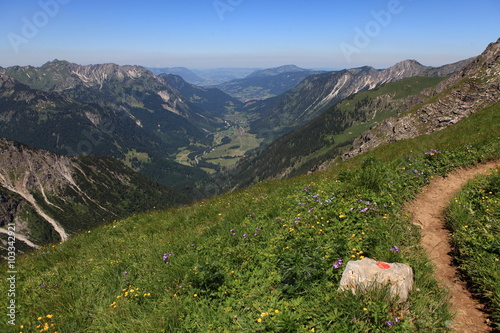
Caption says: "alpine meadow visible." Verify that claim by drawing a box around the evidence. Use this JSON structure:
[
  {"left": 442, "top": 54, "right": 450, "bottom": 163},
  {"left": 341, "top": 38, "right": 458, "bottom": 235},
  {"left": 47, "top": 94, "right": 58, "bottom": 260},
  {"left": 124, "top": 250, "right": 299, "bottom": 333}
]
[{"left": 1, "top": 1, "right": 500, "bottom": 332}]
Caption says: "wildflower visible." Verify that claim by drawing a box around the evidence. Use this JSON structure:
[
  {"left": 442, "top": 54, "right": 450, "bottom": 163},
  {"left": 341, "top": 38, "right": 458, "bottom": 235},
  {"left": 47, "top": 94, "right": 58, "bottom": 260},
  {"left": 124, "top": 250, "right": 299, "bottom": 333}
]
[
  {"left": 385, "top": 320, "right": 392, "bottom": 326},
  {"left": 257, "top": 318, "right": 262, "bottom": 323},
  {"left": 163, "top": 253, "right": 174, "bottom": 264},
  {"left": 46, "top": 315, "right": 53, "bottom": 319},
  {"left": 390, "top": 246, "right": 400, "bottom": 252}
]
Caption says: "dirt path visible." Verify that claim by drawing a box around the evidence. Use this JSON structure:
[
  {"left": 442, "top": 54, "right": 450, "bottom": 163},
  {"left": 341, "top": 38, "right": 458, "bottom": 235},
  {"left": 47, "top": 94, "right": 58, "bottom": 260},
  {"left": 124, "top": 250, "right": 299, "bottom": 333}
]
[{"left": 407, "top": 160, "right": 498, "bottom": 333}]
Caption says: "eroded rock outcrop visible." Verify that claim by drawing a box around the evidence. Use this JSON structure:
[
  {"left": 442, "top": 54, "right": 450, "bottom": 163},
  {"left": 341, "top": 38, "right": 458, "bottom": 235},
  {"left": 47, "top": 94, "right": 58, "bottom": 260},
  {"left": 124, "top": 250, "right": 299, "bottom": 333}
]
[{"left": 342, "top": 38, "right": 500, "bottom": 160}]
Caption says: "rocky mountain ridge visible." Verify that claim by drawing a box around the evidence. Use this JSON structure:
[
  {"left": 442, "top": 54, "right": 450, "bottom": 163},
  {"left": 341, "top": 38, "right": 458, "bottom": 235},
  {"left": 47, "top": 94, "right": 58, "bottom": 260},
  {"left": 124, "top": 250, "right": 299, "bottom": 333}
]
[
  {"left": 0, "top": 60, "right": 215, "bottom": 124},
  {"left": 0, "top": 61, "right": 224, "bottom": 188},
  {"left": 342, "top": 38, "right": 500, "bottom": 160},
  {"left": 246, "top": 58, "right": 473, "bottom": 139},
  {"left": 0, "top": 138, "right": 188, "bottom": 254}
]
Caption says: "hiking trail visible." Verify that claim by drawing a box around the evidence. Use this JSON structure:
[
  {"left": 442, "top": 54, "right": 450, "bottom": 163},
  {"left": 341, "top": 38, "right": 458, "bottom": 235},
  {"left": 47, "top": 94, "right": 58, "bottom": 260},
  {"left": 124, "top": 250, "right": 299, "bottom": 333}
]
[{"left": 407, "top": 160, "right": 498, "bottom": 332}]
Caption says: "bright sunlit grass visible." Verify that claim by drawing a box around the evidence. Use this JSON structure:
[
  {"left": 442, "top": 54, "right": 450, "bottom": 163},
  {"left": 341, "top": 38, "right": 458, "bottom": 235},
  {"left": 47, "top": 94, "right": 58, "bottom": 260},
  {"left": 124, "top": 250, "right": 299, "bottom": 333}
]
[{"left": 4, "top": 102, "right": 499, "bottom": 332}]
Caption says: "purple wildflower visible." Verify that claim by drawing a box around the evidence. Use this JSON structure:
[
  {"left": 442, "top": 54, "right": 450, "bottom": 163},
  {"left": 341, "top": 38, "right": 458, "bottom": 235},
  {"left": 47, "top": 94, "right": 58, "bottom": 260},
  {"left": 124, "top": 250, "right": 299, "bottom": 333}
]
[
  {"left": 333, "top": 258, "right": 343, "bottom": 269},
  {"left": 163, "top": 253, "right": 174, "bottom": 264},
  {"left": 385, "top": 320, "right": 392, "bottom": 327}
]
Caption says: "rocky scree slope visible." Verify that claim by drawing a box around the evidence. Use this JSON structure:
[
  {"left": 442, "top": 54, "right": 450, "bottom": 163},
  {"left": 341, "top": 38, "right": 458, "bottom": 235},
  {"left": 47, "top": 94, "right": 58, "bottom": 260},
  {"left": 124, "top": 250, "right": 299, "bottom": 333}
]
[
  {"left": 0, "top": 138, "right": 188, "bottom": 255},
  {"left": 342, "top": 38, "right": 500, "bottom": 160}
]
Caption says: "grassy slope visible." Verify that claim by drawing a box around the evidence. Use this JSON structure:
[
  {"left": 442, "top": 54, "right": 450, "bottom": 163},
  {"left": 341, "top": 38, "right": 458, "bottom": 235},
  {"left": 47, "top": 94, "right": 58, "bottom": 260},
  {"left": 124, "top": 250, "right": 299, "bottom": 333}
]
[
  {"left": 446, "top": 166, "right": 500, "bottom": 329},
  {"left": 4, "top": 102, "right": 499, "bottom": 332}
]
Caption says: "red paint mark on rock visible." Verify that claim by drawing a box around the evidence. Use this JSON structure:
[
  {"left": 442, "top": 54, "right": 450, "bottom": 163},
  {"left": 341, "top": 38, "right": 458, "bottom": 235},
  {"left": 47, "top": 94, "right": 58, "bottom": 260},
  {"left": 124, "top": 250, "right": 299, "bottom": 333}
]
[{"left": 376, "top": 262, "right": 391, "bottom": 269}]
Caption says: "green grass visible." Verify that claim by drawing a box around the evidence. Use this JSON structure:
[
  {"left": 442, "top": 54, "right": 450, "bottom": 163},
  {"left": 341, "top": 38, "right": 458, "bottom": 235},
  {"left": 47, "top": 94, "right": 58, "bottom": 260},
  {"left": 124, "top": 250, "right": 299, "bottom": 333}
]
[
  {"left": 446, "top": 167, "right": 500, "bottom": 329},
  {"left": 3, "top": 103, "right": 499, "bottom": 332}
]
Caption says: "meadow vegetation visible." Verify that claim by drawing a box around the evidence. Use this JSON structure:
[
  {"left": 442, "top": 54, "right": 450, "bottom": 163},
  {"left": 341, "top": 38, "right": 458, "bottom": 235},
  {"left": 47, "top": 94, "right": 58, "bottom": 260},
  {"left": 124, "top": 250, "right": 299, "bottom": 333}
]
[
  {"left": 4, "top": 102, "right": 499, "bottom": 332},
  {"left": 446, "top": 165, "right": 500, "bottom": 329}
]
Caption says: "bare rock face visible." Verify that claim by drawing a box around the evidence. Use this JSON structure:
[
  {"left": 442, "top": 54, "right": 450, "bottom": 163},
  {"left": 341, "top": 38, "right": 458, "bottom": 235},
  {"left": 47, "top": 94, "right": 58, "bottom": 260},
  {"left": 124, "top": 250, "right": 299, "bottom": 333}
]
[
  {"left": 338, "top": 258, "right": 414, "bottom": 302},
  {"left": 342, "top": 38, "right": 500, "bottom": 161}
]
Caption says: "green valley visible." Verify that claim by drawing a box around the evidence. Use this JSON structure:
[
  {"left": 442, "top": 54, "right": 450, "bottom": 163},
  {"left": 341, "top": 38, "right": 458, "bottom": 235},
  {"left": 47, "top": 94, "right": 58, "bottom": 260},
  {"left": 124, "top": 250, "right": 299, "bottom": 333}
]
[{"left": 3, "top": 99, "right": 498, "bottom": 332}]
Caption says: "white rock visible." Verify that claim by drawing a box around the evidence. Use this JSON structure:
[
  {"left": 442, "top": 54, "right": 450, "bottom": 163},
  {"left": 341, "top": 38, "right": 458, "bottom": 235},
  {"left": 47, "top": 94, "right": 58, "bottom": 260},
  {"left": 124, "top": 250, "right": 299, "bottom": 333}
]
[{"left": 338, "top": 257, "right": 413, "bottom": 302}]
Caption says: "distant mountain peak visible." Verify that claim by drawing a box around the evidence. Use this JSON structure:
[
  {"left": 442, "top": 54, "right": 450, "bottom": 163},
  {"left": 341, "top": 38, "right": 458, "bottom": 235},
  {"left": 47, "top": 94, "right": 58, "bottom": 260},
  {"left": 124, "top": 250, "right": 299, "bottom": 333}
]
[
  {"left": 389, "top": 59, "right": 427, "bottom": 71},
  {"left": 247, "top": 65, "right": 308, "bottom": 78}
]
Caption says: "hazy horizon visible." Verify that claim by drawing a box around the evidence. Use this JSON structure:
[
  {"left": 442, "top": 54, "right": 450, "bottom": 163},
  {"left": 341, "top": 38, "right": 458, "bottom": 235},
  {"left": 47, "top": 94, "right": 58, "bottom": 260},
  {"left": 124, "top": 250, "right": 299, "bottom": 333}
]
[{"left": 1, "top": 0, "right": 499, "bottom": 69}]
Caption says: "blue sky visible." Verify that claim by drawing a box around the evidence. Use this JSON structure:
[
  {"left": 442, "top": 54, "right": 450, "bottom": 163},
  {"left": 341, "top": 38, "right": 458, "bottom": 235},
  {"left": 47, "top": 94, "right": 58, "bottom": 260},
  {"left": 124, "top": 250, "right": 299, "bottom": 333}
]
[{"left": 1, "top": 0, "right": 499, "bottom": 69}]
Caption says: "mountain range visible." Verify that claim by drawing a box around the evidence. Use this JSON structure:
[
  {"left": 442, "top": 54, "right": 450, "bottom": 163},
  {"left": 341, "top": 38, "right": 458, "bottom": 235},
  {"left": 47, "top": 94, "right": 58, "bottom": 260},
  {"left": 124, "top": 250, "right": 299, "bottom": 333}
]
[
  {"left": 0, "top": 36, "right": 499, "bottom": 333},
  {"left": 1, "top": 38, "right": 498, "bottom": 250},
  {"left": 0, "top": 61, "right": 223, "bottom": 189},
  {"left": 224, "top": 39, "right": 499, "bottom": 188},
  {"left": 2, "top": 58, "right": 467, "bottom": 191},
  {"left": 244, "top": 58, "right": 473, "bottom": 142}
]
